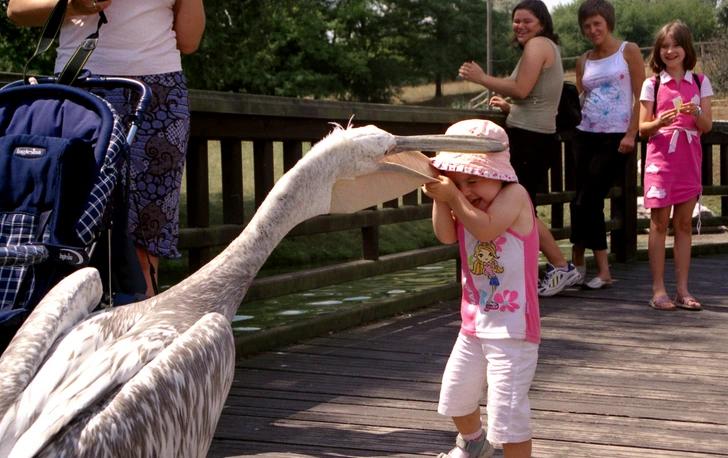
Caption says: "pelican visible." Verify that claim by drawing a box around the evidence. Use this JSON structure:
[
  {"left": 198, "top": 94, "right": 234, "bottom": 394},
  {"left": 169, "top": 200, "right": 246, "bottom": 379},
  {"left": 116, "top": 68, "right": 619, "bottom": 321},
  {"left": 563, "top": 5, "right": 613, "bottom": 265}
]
[{"left": 0, "top": 124, "right": 503, "bottom": 457}]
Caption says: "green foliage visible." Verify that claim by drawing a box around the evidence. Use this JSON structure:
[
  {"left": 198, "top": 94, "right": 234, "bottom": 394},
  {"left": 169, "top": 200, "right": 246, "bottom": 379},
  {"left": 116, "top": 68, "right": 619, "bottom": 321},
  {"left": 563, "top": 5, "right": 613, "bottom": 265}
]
[
  {"left": 718, "top": 0, "right": 728, "bottom": 27},
  {"left": 179, "top": 0, "right": 519, "bottom": 100},
  {"left": 0, "top": 0, "right": 54, "bottom": 75},
  {"left": 553, "top": 0, "right": 719, "bottom": 63},
  {"left": 702, "top": 31, "right": 728, "bottom": 94},
  {"left": 1, "top": 0, "right": 724, "bottom": 101}
]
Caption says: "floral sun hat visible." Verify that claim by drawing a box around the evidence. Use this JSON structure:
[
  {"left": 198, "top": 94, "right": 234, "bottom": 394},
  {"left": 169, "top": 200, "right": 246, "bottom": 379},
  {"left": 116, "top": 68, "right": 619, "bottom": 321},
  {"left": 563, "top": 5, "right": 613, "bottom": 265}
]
[{"left": 430, "top": 119, "right": 517, "bottom": 183}]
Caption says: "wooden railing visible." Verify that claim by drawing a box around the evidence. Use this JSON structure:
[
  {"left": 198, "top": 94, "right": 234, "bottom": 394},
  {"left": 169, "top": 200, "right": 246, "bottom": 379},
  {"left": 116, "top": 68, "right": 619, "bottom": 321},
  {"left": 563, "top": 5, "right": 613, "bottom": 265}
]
[
  {"left": 184, "top": 90, "right": 728, "bottom": 303},
  {"left": 2, "top": 70, "right": 725, "bottom": 302}
]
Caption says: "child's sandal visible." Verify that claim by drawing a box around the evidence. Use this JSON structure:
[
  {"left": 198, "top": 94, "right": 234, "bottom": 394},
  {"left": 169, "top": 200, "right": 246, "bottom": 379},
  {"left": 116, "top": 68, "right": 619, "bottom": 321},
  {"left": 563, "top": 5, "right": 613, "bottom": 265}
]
[
  {"left": 649, "top": 295, "right": 676, "bottom": 311},
  {"left": 675, "top": 295, "right": 702, "bottom": 311}
]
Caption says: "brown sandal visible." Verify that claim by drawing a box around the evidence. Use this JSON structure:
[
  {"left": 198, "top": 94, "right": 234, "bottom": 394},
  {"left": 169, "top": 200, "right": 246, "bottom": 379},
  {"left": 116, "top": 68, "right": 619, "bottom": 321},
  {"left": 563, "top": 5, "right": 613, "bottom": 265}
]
[
  {"left": 675, "top": 295, "right": 702, "bottom": 311},
  {"left": 649, "top": 295, "right": 676, "bottom": 311}
]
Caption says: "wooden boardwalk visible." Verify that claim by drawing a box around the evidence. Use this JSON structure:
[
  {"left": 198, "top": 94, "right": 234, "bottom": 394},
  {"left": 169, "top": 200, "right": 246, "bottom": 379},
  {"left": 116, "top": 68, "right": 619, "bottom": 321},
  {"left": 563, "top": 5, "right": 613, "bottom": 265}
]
[{"left": 210, "top": 253, "right": 728, "bottom": 457}]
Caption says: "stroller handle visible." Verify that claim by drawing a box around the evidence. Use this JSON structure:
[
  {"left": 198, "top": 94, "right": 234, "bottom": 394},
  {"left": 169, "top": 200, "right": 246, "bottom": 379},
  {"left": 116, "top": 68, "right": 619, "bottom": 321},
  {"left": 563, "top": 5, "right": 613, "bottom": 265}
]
[
  {"left": 75, "top": 76, "right": 151, "bottom": 144},
  {"left": 2, "top": 75, "right": 152, "bottom": 144}
]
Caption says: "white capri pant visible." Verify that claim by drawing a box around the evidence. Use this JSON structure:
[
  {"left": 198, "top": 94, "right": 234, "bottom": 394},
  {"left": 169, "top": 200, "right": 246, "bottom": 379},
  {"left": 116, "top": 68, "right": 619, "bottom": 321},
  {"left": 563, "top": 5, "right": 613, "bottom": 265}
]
[{"left": 437, "top": 333, "right": 539, "bottom": 445}]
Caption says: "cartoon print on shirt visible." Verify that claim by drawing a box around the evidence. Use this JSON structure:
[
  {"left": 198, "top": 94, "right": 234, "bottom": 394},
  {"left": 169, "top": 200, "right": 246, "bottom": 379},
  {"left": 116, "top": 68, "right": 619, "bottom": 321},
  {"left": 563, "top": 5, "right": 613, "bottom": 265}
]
[{"left": 469, "top": 241, "right": 504, "bottom": 310}]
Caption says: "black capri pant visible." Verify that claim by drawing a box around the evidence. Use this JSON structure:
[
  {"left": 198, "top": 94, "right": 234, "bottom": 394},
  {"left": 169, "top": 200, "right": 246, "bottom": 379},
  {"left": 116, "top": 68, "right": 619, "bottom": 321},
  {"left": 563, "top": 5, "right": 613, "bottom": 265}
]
[
  {"left": 505, "top": 126, "right": 560, "bottom": 206},
  {"left": 569, "top": 130, "right": 629, "bottom": 251}
]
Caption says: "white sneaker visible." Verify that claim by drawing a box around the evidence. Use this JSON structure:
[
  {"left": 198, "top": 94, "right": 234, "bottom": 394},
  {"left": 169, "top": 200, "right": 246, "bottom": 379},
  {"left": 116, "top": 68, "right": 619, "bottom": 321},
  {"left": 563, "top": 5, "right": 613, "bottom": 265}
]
[
  {"left": 437, "top": 430, "right": 495, "bottom": 458},
  {"left": 585, "top": 276, "right": 612, "bottom": 289},
  {"left": 538, "top": 262, "right": 582, "bottom": 297}
]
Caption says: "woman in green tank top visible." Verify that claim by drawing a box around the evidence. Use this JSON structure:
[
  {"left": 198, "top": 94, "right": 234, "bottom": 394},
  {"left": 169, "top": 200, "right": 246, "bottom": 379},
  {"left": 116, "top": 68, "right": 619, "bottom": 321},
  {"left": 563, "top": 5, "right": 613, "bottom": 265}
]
[{"left": 459, "top": 0, "right": 581, "bottom": 298}]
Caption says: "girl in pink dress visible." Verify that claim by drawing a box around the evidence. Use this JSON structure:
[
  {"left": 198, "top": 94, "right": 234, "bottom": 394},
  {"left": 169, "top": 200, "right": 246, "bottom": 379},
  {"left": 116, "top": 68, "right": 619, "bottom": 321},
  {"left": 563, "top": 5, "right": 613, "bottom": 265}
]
[{"left": 638, "top": 20, "right": 713, "bottom": 311}]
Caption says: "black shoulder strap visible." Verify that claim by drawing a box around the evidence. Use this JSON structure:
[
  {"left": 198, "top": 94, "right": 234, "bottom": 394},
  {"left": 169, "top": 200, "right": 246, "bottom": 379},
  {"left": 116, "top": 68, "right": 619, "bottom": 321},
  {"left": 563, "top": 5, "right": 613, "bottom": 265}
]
[
  {"left": 694, "top": 73, "right": 702, "bottom": 92},
  {"left": 22, "top": 0, "right": 69, "bottom": 83},
  {"left": 57, "top": 13, "right": 107, "bottom": 85},
  {"left": 22, "top": 0, "right": 107, "bottom": 85}
]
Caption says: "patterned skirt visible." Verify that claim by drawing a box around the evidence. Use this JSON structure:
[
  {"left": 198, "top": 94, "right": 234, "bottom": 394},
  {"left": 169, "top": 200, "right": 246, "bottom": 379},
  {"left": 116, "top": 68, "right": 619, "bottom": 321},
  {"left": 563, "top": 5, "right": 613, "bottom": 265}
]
[{"left": 98, "top": 71, "right": 189, "bottom": 258}]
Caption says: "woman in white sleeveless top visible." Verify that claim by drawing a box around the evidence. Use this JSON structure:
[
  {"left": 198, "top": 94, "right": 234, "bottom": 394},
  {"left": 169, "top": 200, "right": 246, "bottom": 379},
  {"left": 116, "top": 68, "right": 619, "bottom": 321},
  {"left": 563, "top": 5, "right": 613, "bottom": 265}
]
[
  {"left": 569, "top": 0, "right": 644, "bottom": 290},
  {"left": 8, "top": 0, "right": 205, "bottom": 298}
]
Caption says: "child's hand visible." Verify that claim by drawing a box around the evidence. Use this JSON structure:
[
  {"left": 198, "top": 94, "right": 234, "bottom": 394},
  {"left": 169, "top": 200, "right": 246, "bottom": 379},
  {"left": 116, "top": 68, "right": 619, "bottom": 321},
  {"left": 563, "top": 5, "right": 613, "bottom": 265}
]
[
  {"left": 657, "top": 108, "right": 678, "bottom": 127},
  {"left": 422, "top": 175, "right": 458, "bottom": 203},
  {"left": 679, "top": 102, "right": 701, "bottom": 116}
]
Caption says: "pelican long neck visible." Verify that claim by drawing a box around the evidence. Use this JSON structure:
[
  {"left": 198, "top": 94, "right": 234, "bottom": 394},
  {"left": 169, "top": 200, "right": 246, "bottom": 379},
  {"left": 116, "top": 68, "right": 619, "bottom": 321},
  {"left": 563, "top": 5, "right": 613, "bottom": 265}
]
[{"left": 164, "top": 152, "right": 335, "bottom": 320}]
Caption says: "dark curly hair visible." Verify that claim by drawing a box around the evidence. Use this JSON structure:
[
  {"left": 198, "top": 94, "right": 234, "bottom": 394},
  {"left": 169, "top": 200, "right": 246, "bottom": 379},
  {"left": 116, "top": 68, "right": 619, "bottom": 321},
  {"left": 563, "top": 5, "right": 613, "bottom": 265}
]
[{"left": 512, "top": 0, "right": 560, "bottom": 47}]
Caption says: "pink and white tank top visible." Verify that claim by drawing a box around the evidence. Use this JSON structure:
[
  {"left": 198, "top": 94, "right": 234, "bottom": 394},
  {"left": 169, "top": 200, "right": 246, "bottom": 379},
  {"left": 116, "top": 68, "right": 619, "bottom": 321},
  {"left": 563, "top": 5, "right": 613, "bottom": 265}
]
[{"left": 456, "top": 219, "right": 540, "bottom": 344}]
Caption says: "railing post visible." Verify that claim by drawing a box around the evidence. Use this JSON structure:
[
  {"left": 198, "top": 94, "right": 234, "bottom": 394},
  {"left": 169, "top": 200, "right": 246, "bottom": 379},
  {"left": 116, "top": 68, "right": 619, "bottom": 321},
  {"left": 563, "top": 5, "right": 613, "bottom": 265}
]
[
  {"left": 186, "top": 136, "right": 210, "bottom": 270},
  {"left": 550, "top": 141, "right": 564, "bottom": 229},
  {"left": 220, "top": 139, "right": 244, "bottom": 225},
  {"left": 611, "top": 148, "right": 638, "bottom": 262},
  {"left": 721, "top": 144, "right": 728, "bottom": 216},
  {"left": 283, "top": 140, "right": 303, "bottom": 172},
  {"left": 253, "top": 140, "right": 275, "bottom": 209},
  {"left": 362, "top": 225, "right": 379, "bottom": 260},
  {"left": 701, "top": 142, "right": 713, "bottom": 185}
]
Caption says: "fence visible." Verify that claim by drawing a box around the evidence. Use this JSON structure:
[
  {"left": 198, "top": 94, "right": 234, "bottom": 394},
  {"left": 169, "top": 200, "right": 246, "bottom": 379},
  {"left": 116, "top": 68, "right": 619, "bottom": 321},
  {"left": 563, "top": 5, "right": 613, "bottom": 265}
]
[
  {"left": 1, "top": 71, "right": 725, "bottom": 303},
  {"left": 183, "top": 89, "right": 728, "bottom": 304}
]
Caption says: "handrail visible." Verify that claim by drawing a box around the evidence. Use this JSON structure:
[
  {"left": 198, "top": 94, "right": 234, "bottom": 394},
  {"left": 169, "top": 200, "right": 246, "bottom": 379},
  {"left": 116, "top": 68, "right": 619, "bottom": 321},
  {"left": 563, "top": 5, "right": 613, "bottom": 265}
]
[{"left": 180, "top": 89, "right": 728, "bottom": 303}]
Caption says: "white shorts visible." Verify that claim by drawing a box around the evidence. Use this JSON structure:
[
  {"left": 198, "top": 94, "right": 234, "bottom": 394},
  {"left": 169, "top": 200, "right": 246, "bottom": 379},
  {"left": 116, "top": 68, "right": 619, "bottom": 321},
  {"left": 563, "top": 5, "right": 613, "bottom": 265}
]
[{"left": 437, "top": 333, "right": 539, "bottom": 445}]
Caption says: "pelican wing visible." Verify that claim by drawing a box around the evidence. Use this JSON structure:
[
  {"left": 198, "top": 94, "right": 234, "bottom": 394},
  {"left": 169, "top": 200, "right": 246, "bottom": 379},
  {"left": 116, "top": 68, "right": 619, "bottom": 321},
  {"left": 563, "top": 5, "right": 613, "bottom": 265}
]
[
  {"left": 0, "top": 268, "right": 102, "bottom": 417},
  {"left": 0, "top": 298, "right": 149, "bottom": 457},
  {"left": 31, "top": 313, "right": 235, "bottom": 458}
]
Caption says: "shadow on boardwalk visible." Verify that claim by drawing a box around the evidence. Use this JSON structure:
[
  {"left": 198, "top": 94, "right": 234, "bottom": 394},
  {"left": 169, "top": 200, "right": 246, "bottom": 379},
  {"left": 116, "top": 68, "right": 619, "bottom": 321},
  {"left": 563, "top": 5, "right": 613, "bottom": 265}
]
[{"left": 210, "top": 253, "right": 728, "bottom": 457}]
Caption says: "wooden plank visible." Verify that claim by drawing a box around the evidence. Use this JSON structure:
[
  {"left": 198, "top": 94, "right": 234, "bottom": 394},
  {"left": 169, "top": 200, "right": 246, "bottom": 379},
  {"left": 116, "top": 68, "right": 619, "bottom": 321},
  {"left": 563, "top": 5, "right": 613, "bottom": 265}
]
[{"left": 211, "top": 254, "right": 728, "bottom": 457}]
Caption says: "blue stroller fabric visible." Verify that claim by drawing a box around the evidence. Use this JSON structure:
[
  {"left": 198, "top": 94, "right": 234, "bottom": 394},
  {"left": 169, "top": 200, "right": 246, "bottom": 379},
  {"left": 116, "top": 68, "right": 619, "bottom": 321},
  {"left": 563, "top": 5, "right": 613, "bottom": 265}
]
[{"left": 0, "top": 82, "right": 130, "bottom": 329}]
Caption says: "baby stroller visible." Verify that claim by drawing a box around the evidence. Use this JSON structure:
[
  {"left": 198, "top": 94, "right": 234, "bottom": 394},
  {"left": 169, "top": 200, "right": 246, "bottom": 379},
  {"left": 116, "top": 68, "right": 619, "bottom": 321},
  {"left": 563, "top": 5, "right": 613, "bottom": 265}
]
[
  {"left": 0, "top": 74, "right": 152, "bottom": 351},
  {"left": 0, "top": 0, "right": 153, "bottom": 351}
]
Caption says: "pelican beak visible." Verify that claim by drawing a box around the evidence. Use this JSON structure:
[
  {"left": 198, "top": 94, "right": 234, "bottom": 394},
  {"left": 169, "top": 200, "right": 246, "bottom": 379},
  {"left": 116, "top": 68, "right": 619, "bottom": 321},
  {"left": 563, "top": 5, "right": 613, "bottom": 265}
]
[
  {"left": 328, "top": 134, "right": 506, "bottom": 214},
  {"left": 390, "top": 134, "right": 506, "bottom": 155}
]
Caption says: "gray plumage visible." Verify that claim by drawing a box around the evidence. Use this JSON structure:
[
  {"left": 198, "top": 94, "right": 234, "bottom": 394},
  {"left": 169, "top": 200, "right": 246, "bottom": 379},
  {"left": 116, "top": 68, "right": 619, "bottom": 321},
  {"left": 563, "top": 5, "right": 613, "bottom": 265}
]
[{"left": 0, "top": 125, "right": 501, "bottom": 458}]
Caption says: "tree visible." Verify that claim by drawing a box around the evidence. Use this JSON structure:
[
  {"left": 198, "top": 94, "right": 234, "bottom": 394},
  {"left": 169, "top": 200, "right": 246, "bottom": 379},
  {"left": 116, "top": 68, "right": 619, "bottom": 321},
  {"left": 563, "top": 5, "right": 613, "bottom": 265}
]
[
  {"left": 718, "top": 0, "right": 728, "bottom": 27},
  {"left": 0, "top": 0, "right": 54, "bottom": 76},
  {"left": 183, "top": 1, "right": 347, "bottom": 97},
  {"left": 553, "top": 0, "right": 719, "bottom": 65}
]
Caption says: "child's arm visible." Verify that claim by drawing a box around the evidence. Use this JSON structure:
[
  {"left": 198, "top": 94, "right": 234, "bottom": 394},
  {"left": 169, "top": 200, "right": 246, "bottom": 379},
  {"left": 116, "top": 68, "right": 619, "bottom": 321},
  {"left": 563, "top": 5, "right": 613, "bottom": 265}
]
[
  {"left": 431, "top": 200, "right": 458, "bottom": 244},
  {"left": 680, "top": 98, "right": 712, "bottom": 133},
  {"left": 639, "top": 101, "right": 678, "bottom": 138},
  {"left": 459, "top": 183, "right": 529, "bottom": 242},
  {"left": 424, "top": 177, "right": 527, "bottom": 243},
  {"left": 422, "top": 178, "right": 457, "bottom": 244}
]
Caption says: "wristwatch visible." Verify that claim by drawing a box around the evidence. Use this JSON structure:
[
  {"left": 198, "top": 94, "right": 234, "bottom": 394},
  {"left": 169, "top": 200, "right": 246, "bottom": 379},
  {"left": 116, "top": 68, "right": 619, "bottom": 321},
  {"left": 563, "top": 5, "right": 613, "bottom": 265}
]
[{"left": 695, "top": 106, "right": 703, "bottom": 117}]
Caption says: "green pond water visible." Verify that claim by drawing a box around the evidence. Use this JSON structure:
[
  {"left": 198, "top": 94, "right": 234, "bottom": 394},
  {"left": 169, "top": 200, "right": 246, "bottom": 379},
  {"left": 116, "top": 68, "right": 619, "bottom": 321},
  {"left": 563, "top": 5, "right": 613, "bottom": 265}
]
[{"left": 231, "top": 259, "right": 457, "bottom": 335}]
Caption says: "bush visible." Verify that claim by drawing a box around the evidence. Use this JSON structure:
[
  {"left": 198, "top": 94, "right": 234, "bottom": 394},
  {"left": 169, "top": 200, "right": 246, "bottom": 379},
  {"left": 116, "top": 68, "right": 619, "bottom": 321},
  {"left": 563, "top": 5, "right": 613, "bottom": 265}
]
[{"left": 702, "top": 33, "right": 728, "bottom": 96}]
